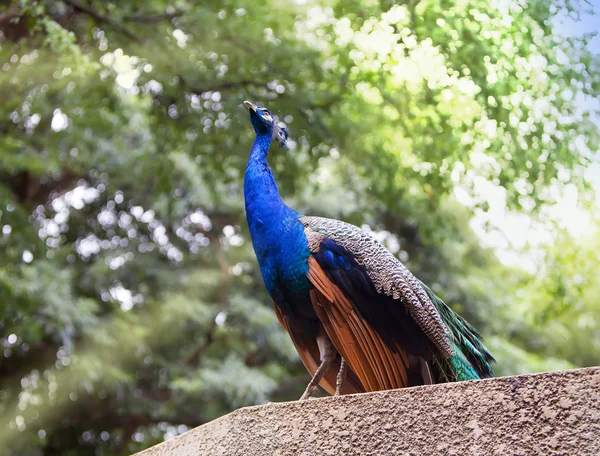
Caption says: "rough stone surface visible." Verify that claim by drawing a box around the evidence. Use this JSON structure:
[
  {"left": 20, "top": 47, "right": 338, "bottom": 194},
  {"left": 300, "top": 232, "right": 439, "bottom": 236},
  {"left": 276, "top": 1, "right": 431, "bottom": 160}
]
[{"left": 136, "top": 367, "right": 600, "bottom": 456}]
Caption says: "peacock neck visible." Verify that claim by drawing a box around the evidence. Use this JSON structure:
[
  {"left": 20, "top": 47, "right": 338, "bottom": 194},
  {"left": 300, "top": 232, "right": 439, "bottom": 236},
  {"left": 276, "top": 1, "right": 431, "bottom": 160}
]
[
  {"left": 245, "top": 132, "right": 278, "bottom": 202},
  {"left": 244, "top": 128, "right": 311, "bottom": 305},
  {"left": 244, "top": 132, "right": 295, "bottom": 233}
]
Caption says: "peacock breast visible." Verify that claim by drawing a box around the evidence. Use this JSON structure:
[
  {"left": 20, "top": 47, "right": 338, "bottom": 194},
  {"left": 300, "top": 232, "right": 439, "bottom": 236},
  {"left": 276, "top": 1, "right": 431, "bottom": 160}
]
[{"left": 250, "top": 212, "right": 312, "bottom": 304}]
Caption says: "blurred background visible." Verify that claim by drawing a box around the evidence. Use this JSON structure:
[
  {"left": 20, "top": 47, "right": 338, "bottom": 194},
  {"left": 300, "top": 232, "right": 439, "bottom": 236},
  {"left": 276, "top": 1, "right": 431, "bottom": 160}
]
[{"left": 1, "top": 0, "right": 599, "bottom": 454}]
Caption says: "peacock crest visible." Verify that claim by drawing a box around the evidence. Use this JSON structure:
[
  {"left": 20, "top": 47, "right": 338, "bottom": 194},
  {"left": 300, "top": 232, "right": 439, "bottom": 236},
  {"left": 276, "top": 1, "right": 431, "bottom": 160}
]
[{"left": 272, "top": 119, "right": 289, "bottom": 148}]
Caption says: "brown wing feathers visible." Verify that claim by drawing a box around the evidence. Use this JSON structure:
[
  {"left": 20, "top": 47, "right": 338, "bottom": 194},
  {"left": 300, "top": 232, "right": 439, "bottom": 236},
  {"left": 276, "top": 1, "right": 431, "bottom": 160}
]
[
  {"left": 273, "top": 304, "right": 363, "bottom": 395},
  {"left": 307, "top": 256, "right": 410, "bottom": 392}
]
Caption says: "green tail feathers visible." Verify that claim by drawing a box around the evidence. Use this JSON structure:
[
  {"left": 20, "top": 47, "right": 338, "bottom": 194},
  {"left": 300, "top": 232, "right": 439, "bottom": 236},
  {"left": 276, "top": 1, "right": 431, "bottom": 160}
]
[{"left": 420, "top": 281, "right": 495, "bottom": 381}]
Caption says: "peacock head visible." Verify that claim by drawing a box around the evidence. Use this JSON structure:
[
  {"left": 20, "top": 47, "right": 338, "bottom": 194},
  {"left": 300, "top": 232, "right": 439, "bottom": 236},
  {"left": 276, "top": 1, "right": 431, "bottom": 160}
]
[{"left": 243, "top": 100, "right": 288, "bottom": 148}]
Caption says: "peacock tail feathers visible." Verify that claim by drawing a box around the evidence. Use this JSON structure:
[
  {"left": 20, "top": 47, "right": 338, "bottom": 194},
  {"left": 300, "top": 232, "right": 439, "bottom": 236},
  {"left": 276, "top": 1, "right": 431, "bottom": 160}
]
[{"left": 420, "top": 281, "right": 495, "bottom": 380}]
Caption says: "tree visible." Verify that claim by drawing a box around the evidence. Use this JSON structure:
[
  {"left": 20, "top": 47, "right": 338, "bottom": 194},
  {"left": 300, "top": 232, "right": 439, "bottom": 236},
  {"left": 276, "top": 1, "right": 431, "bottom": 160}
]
[{"left": 0, "top": 0, "right": 598, "bottom": 453}]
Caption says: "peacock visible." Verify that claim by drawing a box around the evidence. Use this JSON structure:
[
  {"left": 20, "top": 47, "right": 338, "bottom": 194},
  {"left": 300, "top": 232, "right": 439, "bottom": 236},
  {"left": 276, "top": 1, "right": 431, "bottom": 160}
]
[{"left": 243, "top": 101, "right": 494, "bottom": 399}]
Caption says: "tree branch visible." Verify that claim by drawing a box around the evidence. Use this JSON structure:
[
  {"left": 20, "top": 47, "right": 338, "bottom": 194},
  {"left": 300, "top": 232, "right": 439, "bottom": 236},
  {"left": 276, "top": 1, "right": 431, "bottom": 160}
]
[
  {"left": 63, "top": 0, "right": 143, "bottom": 42},
  {"left": 186, "top": 242, "right": 232, "bottom": 367},
  {"left": 178, "top": 76, "right": 266, "bottom": 95},
  {"left": 123, "top": 10, "right": 185, "bottom": 23},
  {"left": 185, "top": 319, "right": 217, "bottom": 366},
  {"left": 0, "top": 2, "right": 19, "bottom": 23}
]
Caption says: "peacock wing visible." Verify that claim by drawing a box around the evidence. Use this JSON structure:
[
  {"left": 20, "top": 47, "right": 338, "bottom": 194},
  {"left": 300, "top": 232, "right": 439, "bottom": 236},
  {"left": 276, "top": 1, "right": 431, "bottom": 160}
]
[
  {"left": 302, "top": 216, "right": 451, "bottom": 341},
  {"left": 300, "top": 216, "right": 495, "bottom": 384},
  {"left": 305, "top": 254, "right": 412, "bottom": 391},
  {"left": 273, "top": 303, "right": 364, "bottom": 395}
]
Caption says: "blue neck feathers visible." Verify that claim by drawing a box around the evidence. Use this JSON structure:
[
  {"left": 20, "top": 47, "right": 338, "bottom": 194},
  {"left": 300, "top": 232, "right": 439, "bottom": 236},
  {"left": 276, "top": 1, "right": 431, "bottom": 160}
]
[
  {"left": 244, "top": 132, "right": 285, "bottom": 217},
  {"left": 244, "top": 126, "right": 311, "bottom": 308},
  {"left": 244, "top": 131, "right": 299, "bottom": 245},
  {"left": 244, "top": 131, "right": 283, "bottom": 210}
]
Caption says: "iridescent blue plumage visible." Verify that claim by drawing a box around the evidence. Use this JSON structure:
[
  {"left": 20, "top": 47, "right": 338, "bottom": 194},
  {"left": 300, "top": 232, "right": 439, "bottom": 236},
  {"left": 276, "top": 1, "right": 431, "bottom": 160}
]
[
  {"left": 243, "top": 101, "right": 494, "bottom": 399},
  {"left": 243, "top": 102, "right": 315, "bottom": 331}
]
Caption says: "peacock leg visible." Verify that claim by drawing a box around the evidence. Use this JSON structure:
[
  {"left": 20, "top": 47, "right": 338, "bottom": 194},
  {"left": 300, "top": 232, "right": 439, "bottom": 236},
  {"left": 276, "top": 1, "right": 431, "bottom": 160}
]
[
  {"left": 300, "top": 332, "right": 336, "bottom": 400},
  {"left": 335, "top": 358, "right": 347, "bottom": 396}
]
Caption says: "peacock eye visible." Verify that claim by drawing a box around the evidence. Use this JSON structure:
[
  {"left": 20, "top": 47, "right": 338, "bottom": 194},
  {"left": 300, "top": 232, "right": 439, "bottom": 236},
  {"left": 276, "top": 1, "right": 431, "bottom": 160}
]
[{"left": 262, "top": 112, "right": 273, "bottom": 122}]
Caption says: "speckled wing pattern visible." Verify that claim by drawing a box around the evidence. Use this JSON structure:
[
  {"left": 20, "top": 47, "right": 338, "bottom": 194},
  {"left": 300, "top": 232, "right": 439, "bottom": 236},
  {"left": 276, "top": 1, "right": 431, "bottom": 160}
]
[{"left": 300, "top": 216, "right": 455, "bottom": 359}]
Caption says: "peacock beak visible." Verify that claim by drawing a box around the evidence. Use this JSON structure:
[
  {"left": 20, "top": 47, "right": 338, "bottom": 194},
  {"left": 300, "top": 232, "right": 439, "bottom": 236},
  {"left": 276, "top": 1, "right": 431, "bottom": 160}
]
[{"left": 243, "top": 100, "right": 257, "bottom": 112}]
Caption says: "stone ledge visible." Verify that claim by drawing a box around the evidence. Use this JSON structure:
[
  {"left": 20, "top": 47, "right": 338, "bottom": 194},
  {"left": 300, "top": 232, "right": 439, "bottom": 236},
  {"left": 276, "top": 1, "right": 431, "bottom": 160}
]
[{"left": 136, "top": 367, "right": 600, "bottom": 455}]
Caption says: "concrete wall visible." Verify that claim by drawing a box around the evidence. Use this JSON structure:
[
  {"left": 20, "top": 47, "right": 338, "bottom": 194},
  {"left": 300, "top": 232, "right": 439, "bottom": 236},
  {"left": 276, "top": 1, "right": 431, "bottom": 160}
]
[{"left": 136, "top": 367, "right": 600, "bottom": 455}]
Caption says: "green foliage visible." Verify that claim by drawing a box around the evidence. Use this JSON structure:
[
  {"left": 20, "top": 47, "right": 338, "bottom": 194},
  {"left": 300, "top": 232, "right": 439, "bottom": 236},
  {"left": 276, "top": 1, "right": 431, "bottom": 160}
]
[{"left": 0, "top": 0, "right": 598, "bottom": 454}]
